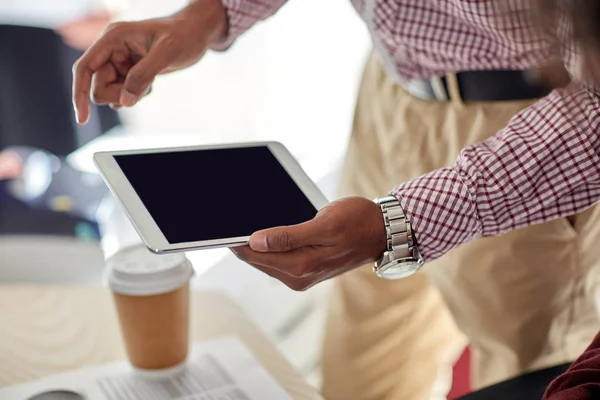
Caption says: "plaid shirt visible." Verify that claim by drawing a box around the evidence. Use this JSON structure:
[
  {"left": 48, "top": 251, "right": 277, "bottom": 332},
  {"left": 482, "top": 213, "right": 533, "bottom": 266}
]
[{"left": 219, "top": 0, "right": 600, "bottom": 261}]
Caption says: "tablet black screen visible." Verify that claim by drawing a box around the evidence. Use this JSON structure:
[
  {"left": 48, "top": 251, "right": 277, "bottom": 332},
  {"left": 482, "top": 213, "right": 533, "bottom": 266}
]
[{"left": 114, "top": 146, "right": 318, "bottom": 244}]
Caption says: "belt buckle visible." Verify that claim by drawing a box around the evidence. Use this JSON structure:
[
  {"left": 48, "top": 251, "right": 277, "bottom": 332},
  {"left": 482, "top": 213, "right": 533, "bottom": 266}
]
[{"left": 429, "top": 76, "right": 448, "bottom": 101}]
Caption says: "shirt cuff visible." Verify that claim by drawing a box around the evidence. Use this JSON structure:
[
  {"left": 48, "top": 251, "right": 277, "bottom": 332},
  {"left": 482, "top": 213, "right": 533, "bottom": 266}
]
[
  {"left": 210, "top": 0, "right": 242, "bottom": 50},
  {"left": 390, "top": 167, "right": 482, "bottom": 262},
  {"left": 211, "top": 0, "right": 284, "bottom": 51}
]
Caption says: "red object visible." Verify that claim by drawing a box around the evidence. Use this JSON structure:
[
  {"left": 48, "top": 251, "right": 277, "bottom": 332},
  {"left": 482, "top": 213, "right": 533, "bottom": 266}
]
[
  {"left": 543, "top": 331, "right": 600, "bottom": 399},
  {"left": 448, "top": 346, "right": 472, "bottom": 399}
]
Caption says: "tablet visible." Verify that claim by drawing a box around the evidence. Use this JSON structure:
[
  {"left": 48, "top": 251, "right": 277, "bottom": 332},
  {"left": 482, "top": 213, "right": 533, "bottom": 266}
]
[{"left": 93, "top": 142, "right": 329, "bottom": 254}]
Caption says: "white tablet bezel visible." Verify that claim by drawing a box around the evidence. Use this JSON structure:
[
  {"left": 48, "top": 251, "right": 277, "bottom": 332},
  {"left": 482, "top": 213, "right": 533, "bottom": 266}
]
[{"left": 93, "top": 141, "right": 329, "bottom": 254}]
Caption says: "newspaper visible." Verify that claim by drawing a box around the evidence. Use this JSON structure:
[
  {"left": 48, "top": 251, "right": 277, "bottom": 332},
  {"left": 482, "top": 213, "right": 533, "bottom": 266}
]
[{"left": 0, "top": 337, "right": 293, "bottom": 400}]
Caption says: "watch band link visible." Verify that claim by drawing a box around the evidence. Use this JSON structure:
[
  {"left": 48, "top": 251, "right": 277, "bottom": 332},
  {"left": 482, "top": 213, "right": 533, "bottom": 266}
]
[{"left": 376, "top": 196, "right": 414, "bottom": 261}]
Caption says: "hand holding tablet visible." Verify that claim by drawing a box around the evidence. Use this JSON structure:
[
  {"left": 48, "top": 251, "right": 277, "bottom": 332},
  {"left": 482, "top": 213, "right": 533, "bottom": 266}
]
[
  {"left": 234, "top": 196, "right": 387, "bottom": 290},
  {"left": 94, "top": 142, "right": 329, "bottom": 253}
]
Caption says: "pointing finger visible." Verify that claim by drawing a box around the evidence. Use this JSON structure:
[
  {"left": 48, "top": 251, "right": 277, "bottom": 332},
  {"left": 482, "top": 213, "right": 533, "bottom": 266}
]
[{"left": 73, "top": 43, "right": 113, "bottom": 124}]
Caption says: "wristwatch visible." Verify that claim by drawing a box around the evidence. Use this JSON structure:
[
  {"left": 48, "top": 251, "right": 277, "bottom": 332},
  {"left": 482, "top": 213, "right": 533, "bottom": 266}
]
[{"left": 373, "top": 196, "right": 424, "bottom": 279}]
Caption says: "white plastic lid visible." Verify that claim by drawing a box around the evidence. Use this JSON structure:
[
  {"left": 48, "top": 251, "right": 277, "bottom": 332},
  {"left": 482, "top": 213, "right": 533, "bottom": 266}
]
[{"left": 106, "top": 244, "right": 194, "bottom": 296}]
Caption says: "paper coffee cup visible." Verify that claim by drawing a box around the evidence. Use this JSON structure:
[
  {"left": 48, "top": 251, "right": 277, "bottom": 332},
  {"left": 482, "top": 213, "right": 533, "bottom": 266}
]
[{"left": 106, "top": 244, "right": 194, "bottom": 373}]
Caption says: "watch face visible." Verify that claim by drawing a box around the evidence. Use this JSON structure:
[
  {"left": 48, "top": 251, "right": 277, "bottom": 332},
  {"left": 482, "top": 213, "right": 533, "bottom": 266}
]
[{"left": 380, "top": 261, "right": 422, "bottom": 280}]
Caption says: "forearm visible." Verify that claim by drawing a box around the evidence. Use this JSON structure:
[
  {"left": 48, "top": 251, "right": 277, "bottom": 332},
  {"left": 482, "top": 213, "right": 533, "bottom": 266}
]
[
  {"left": 210, "top": 0, "right": 290, "bottom": 50},
  {"left": 392, "top": 82, "right": 600, "bottom": 261}
]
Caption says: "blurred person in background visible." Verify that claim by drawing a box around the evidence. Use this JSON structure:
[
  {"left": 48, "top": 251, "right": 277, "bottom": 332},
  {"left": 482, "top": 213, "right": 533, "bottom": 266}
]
[
  {"left": 72, "top": 1, "right": 600, "bottom": 399},
  {"left": 0, "top": 0, "right": 122, "bottom": 179},
  {"left": 0, "top": 1, "right": 123, "bottom": 239}
]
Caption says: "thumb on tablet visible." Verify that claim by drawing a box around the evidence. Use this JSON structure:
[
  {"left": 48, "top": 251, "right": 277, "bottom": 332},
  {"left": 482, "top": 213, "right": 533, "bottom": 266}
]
[{"left": 249, "top": 222, "right": 318, "bottom": 253}]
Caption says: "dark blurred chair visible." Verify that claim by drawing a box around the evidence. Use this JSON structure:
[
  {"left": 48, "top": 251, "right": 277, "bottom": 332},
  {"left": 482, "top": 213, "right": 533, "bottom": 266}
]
[{"left": 0, "top": 24, "right": 120, "bottom": 156}]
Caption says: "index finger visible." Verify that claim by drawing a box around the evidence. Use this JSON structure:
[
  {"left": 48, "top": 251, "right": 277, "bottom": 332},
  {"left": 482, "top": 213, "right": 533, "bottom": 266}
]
[{"left": 72, "top": 43, "right": 113, "bottom": 124}]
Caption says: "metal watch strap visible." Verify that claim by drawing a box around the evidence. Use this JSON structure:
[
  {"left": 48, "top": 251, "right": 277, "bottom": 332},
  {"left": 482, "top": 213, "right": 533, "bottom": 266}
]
[
  {"left": 373, "top": 196, "right": 423, "bottom": 280},
  {"left": 375, "top": 195, "right": 415, "bottom": 260}
]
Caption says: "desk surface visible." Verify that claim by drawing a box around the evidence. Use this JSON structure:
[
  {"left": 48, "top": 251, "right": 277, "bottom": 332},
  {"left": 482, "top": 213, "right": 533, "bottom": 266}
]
[{"left": 0, "top": 285, "right": 321, "bottom": 400}]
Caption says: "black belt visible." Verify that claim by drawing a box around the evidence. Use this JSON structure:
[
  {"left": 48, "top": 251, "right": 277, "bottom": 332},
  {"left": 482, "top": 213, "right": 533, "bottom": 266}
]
[{"left": 402, "top": 70, "right": 551, "bottom": 102}]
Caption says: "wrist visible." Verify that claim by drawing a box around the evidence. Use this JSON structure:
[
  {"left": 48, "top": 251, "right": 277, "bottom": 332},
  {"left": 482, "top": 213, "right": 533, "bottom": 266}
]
[
  {"left": 367, "top": 198, "right": 388, "bottom": 261},
  {"left": 373, "top": 195, "right": 424, "bottom": 280},
  {"left": 178, "top": 0, "right": 228, "bottom": 45}
]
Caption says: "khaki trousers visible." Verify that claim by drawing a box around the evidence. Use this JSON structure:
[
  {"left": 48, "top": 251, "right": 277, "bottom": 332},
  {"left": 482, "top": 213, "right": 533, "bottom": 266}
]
[{"left": 320, "top": 54, "right": 600, "bottom": 400}]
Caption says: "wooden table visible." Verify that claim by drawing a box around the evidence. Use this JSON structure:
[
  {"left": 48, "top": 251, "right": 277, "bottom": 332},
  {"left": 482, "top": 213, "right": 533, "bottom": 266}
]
[{"left": 0, "top": 285, "right": 322, "bottom": 400}]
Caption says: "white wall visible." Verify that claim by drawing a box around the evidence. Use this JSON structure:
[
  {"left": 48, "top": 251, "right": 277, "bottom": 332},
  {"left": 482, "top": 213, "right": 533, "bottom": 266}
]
[{"left": 120, "top": 0, "right": 371, "bottom": 173}]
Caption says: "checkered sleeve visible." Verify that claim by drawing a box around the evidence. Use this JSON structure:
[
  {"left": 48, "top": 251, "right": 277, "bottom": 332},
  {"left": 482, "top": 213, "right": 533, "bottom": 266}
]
[
  {"left": 211, "top": 0, "right": 289, "bottom": 50},
  {"left": 391, "top": 83, "right": 600, "bottom": 262}
]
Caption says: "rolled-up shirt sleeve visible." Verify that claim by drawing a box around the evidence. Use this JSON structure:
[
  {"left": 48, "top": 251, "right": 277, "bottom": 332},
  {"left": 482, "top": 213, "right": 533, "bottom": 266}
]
[
  {"left": 391, "top": 83, "right": 600, "bottom": 262},
  {"left": 211, "top": 0, "right": 289, "bottom": 50}
]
